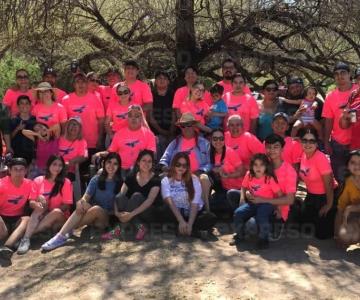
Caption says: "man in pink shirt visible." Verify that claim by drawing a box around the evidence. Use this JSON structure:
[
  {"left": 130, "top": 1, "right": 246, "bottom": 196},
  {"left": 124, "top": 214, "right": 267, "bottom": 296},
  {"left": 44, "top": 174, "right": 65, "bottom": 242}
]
[
  {"left": 42, "top": 67, "right": 67, "bottom": 102},
  {"left": 61, "top": 73, "right": 105, "bottom": 173},
  {"left": 322, "top": 62, "right": 358, "bottom": 183},
  {"left": 98, "top": 67, "right": 121, "bottom": 112},
  {"left": 217, "top": 58, "right": 251, "bottom": 95}
]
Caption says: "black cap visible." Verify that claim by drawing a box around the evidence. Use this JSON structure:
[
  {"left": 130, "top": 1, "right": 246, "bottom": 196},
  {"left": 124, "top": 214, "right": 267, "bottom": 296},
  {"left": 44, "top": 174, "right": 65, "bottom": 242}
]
[
  {"left": 333, "top": 62, "right": 350, "bottom": 73},
  {"left": 43, "top": 66, "right": 57, "bottom": 77},
  {"left": 354, "top": 67, "right": 360, "bottom": 78},
  {"left": 287, "top": 76, "right": 303, "bottom": 85},
  {"left": 8, "top": 157, "right": 27, "bottom": 168},
  {"left": 272, "top": 112, "right": 289, "bottom": 123}
]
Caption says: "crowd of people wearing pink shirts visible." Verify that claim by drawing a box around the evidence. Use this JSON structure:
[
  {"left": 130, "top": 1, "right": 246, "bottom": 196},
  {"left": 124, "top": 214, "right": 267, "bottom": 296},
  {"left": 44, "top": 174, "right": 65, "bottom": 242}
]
[{"left": 0, "top": 58, "right": 359, "bottom": 262}]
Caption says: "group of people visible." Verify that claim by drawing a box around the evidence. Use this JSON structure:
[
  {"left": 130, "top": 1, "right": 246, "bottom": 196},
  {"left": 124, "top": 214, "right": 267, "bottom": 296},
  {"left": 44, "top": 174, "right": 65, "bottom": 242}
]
[{"left": 0, "top": 58, "right": 359, "bottom": 260}]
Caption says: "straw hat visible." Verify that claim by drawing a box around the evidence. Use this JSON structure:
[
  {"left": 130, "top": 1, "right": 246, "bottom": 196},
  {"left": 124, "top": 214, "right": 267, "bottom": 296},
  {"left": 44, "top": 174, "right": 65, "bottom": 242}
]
[
  {"left": 175, "top": 112, "right": 199, "bottom": 126},
  {"left": 35, "top": 82, "right": 53, "bottom": 91}
]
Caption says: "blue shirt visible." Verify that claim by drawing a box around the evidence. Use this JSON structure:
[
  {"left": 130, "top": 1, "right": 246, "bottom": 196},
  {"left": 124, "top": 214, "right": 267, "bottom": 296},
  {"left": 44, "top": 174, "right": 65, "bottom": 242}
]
[
  {"left": 86, "top": 175, "right": 119, "bottom": 213},
  {"left": 206, "top": 99, "right": 228, "bottom": 129}
]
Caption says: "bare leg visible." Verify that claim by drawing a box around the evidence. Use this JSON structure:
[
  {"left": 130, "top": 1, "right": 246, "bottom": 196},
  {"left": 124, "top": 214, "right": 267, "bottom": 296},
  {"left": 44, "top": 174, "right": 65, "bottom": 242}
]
[
  {"left": 23, "top": 211, "right": 44, "bottom": 239},
  {"left": 311, "top": 120, "right": 323, "bottom": 141},
  {"left": 4, "top": 217, "right": 29, "bottom": 248},
  {"left": 34, "top": 209, "right": 66, "bottom": 234},
  {"left": 0, "top": 217, "right": 9, "bottom": 241},
  {"left": 77, "top": 206, "right": 109, "bottom": 229},
  {"left": 199, "top": 174, "right": 211, "bottom": 212},
  {"left": 291, "top": 120, "right": 303, "bottom": 138}
]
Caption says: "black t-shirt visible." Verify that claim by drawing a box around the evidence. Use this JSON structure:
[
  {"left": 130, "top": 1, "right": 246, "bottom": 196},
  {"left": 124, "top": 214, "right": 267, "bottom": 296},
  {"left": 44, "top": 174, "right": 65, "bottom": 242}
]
[
  {"left": 10, "top": 115, "right": 36, "bottom": 163},
  {"left": 125, "top": 173, "right": 161, "bottom": 205},
  {"left": 150, "top": 88, "right": 174, "bottom": 134}
]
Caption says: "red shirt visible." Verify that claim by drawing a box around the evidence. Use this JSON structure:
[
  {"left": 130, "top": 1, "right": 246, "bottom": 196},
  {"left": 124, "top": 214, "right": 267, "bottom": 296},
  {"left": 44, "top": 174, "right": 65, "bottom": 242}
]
[
  {"left": 0, "top": 176, "right": 32, "bottom": 217},
  {"left": 242, "top": 172, "right": 281, "bottom": 199}
]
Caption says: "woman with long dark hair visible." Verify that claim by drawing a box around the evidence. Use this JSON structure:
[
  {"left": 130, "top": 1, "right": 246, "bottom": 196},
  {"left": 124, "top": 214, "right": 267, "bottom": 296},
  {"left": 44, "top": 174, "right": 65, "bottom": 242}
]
[
  {"left": 17, "top": 155, "right": 73, "bottom": 254},
  {"left": 41, "top": 152, "right": 123, "bottom": 251},
  {"left": 161, "top": 152, "right": 217, "bottom": 237}
]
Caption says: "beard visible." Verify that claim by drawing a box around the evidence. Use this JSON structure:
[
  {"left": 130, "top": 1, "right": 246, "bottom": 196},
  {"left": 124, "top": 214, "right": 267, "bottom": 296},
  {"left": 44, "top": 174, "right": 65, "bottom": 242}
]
[{"left": 224, "top": 74, "right": 233, "bottom": 80}]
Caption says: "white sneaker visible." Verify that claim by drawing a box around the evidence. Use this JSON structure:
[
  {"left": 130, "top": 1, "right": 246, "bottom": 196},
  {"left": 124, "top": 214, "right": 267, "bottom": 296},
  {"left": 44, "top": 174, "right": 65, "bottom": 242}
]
[{"left": 17, "top": 237, "right": 31, "bottom": 255}]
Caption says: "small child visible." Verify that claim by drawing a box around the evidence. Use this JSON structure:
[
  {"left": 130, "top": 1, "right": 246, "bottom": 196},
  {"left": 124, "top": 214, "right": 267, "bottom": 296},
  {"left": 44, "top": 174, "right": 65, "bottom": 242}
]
[
  {"left": 10, "top": 95, "right": 37, "bottom": 164},
  {"left": 334, "top": 150, "right": 360, "bottom": 247},
  {"left": 290, "top": 86, "right": 322, "bottom": 139},
  {"left": 206, "top": 84, "right": 228, "bottom": 130},
  {"left": 230, "top": 153, "right": 282, "bottom": 249}
]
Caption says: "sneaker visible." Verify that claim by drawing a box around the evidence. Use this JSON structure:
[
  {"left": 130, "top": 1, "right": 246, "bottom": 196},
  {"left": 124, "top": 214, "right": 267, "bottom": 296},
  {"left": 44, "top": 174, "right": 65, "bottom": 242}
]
[
  {"left": 270, "top": 218, "right": 285, "bottom": 242},
  {"left": 17, "top": 237, "right": 31, "bottom": 255},
  {"left": 101, "top": 225, "right": 122, "bottom": 241},
  {"left": 0, "top": 246, "right": 14, "bottom": 260},
  {"left": 256, "top": 238, "right": 269, "bottom": 250},
  {"left": 135, "top": 224, "right": 147, "bottom": 241},
  {"left": 41, "top": 234, "right": 68, "bottom": 251},
  {"left": 229, "top": 234, "right": 244, "bottom": 246}
]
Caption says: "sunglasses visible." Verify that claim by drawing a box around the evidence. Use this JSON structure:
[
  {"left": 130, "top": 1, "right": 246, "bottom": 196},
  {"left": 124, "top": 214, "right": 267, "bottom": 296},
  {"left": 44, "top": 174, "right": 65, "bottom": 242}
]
[
  {"left": 17, "top": 75, "right": 28, "bottom": 80},
  {"left": 212, "top": 136, "right": 224, "bottom": 141},
  {"left": 265, "top": 87, "right": 278, "bottom": 92},
  {"left": 175, "top": 162, "right": 188, "bottom": 169},
  {"left": 301, "top": 138, "right": 317, "bottom": 144},
  {"left": 179, "top": 123, "right": 194, "bottom": 129},
  {"left": 117, "top": 90, "right": 130, "bottom": 96}
]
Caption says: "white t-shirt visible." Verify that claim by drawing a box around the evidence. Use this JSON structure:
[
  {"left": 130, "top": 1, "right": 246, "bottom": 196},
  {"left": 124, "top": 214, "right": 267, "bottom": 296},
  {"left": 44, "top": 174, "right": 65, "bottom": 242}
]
[{"left": 161, "top": 175, "right": 203, "bottom": 216}]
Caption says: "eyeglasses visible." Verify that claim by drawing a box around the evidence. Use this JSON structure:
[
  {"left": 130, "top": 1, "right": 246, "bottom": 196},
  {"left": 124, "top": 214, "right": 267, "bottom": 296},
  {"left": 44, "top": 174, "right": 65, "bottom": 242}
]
[
  {"left": 228, "top": 123, "right": 241, "bottom": 127},
  {"left": 175, "top": 162, "right": 188, "bottom": 169},
  {"left": 117, "top": 90, "right": 130, "bottom": 96},
  {"left": 212, "top": 136, "right": 224, "bottom": 141},
  {"left": 265, "top": 87, "right": 278, "bottom": 92},
  {"left": 180, "top": 123, "right": 193, "bottom": 128},
  {"left": 195, "top": 88, "right": 205, "bottom": 92},
  {"left": 16, "top": 75, "right": 28, "bottom": 80},
  {"left": 301, "top": 138, "right": 317, "bottom": 144}
]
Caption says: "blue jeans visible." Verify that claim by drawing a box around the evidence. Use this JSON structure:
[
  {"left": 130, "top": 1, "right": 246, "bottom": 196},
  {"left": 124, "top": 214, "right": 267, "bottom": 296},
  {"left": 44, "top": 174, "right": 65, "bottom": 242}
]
[
  {"left": 330, "top": 140, "right": 349, "bottom": 184},
  {"left": 233, "top": 202, "right": 274, "bottom": 240}
]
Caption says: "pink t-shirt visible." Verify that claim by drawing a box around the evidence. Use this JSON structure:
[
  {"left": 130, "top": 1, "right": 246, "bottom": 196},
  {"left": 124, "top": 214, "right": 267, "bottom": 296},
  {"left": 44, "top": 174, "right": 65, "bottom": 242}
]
[
  {"left": 32, "top": 102, "right": 67, "bottom": 127},
  {"left": 30, "top": 176, "right": 73, "bottom": 211},
  {"left": 0, "top": 176, "right": 32, "bottom": 217},
  {"left": 225, "top": 131, "right": 265, "bottom": 169},
  {"left": 224, "top": 92, "right": 259, "bottom": 132},
  {"left": 322, "top": 85, "right": 358, "bottom": 145},
  {"left": 179, "top": 100, "right": 210, "bottom": 125},
  {"left": 36, "top": 139, "right": 59, "bottom": 170},
  {"left": 299, "top": 150, "right": 336, "bottom": 194},
  {"left": 108, "top": 126, "right": 156, "bottom": 169},
  {"left": 214, "top": 147, "right": 243, "bottom": 189},
  {"left": 115, "top": 80, "right": 153, "bottom": 107},
  {"left": 275, "top": 161, "right": 297, "bottom": 221},
  {"left": 281, "top": 137, "right": 303, "bottom": 165},
  {"left": 58, "top": 137, "right": 88, "bottom": 172},
  {"left": 98, "top": 85, "right": 115, "bottom": 111},
  {"left": 217, "top": 80, "right": 251, "bottom": 95},
  {"left": 106, "top": 101, "right": 129, "bottom": 131},
  {"left": 61, "top": 92, "right": 105, "bottom": 148},
  {"left": 242, "top": 172, "right": 280, "bottom": 199},
  {"left": 3, "top": 89, "right": 36, "bottom": 116},
  {"left": 173, "top": 86, "right": 212, "bottom": 109},
  {"left": 179, "top": 138, "right": 199, "bottom": 172},
  {"left": 350, "top": 121, "right": 360, "bottom": 150},
  {"left": 54, "top": 88, "right": 67, "bottom": 103}
]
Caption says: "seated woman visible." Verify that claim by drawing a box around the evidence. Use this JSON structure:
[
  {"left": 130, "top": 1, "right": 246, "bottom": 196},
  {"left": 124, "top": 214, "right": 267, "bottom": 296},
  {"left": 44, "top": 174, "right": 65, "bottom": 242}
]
[
  {"left": 41, "top": 152, "right": 123, "bottom": 251},
  {"left": 161, "top": 152, "right": 217, "bottom": 237},
  {"left": 208, "top": 129, "right": 245, "bottom": 215},
  {"left": 334, "top": 150, "right": 360, "bottom": 247},
  {"left": 298, "top": 127, "right": 337, "bottom": 239},
  {"left": 102, "top": 150, "right": 160, "bottom": 241},
  {"left": 160, "top": 113, "right": 212, "bottom": 211},
  {"left": 16, "top": 155, "right": 73, "bottom": 254}
]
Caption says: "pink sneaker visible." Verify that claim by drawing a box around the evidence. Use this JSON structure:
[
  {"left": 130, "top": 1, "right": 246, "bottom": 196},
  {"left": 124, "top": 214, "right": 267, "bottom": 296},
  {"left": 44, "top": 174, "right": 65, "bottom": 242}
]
[
  {"left": 135, "top": 224, "right": 147, "bottom": 241},
  {"left": 101, "top": 225, "right": 122, "bottom": 241}
]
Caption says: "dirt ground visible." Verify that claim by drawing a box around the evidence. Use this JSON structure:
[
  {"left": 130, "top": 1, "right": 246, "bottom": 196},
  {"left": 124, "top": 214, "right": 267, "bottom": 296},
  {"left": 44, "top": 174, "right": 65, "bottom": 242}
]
[{"left": 0, "top": 223, "right": 359, "bottom": 300}]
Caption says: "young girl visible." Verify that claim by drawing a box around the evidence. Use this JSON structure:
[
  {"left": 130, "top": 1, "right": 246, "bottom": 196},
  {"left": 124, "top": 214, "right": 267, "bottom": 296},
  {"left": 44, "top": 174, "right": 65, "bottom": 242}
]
[
  {"left": 102, "top": 150, "right": 160, "bottom": 241},
  {"left": 334, "top": 150, "right": 360, "bottom": 247},
  {"left": 161, "top": 152, "right": 217, "bottom": 237},
  {"left": 290, "top": 86, "right": 322, "bottom": 139},
  {"left": 16, "top": 155, "right": 73, "bottom": 254},
  {"left": 41, "top": 152, "right": 123, "bottom": 251},
  {"left": 231, "top": 153, "right": 282, "bottom": 249},
  {"left": 104, "top": 83, "right": 132, "bottom": 138}
]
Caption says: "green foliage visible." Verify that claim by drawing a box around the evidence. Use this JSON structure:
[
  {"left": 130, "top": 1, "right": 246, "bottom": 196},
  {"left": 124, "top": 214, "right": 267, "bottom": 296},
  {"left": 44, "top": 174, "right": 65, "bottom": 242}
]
[{"left": 0, "top": 52, "right": 40, "bottom": 98}]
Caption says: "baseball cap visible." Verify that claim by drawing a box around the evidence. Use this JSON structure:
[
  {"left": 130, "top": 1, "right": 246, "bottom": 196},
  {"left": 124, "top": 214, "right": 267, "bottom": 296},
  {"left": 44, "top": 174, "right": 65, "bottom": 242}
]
[
  {"left": 287, "top": 77, "right": 303, "bottom": 86},
  {"left": 43, "top": 66, "right": 57, "bottom": 77},
  {"left": 333, "top": 62, "right": 350, "bottom": 73},
  {"left": 272, "top": 112, "right": 289, "bottom": 123}
]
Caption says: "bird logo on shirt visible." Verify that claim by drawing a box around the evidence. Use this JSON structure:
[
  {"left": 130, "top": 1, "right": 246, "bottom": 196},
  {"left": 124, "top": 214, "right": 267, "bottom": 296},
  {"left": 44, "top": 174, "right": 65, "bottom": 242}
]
[
  {"left": 116, "top": 113, "right": 127, "bottom": 119},
  {"left": 125, "top": 140, "right": 140, "bottom": 148},
  {"left": 196, "top": 109, "right": 205, "bottom": 117},
  {"left": 300, "top": 167, "right": 310, "bottom": 177},
  {"left": 251, "top": 184, "right": 261, "bottom": 193},
  {"left": 42, "top": 191, "right": 52, "bottom": 198},
  {"left": 39, "top": 114, "right": 53, "bottom": 122},
  {"left": 59, "top": 147, "right": 74, "bottom": 155},
  {"left": 232, "top": 145, "right": 239, "bottom": 150},
  {"left": 228, "top": 104, "right": 241, "bottom": 111},
  {"left": 8, "top": 196, "right": 23, "bottom": 205},
  {"left": 184, "top": 147, "right": 194, "bottom": 156},
  {"left": 73, "top": 105, "right": 86, "bottom": 114}
]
